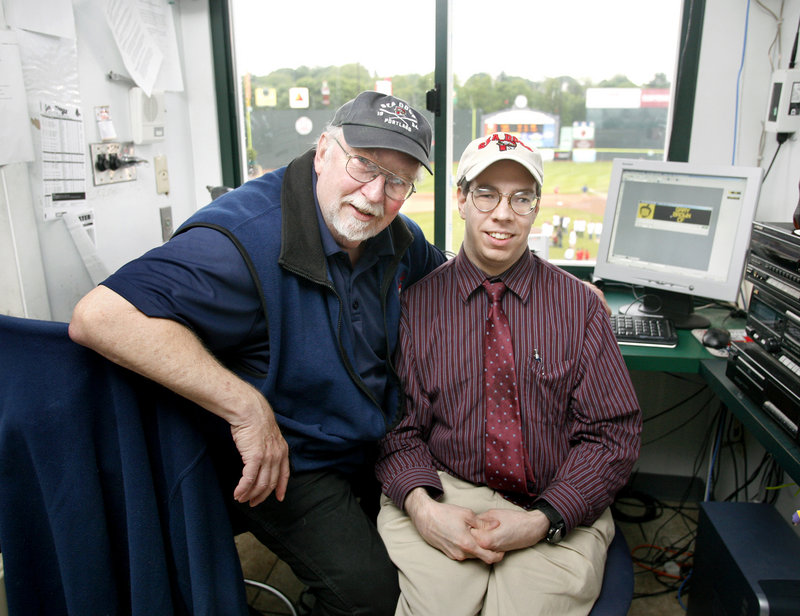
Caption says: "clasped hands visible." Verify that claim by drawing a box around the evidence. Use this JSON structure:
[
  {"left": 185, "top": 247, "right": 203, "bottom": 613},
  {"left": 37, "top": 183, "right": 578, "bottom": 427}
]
[{"left": 404, "top": 488, "right": 550, "bottom": 565}]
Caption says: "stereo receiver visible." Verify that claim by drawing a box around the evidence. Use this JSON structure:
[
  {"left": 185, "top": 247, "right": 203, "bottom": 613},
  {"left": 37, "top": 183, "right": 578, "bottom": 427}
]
[{"left": 728, "top": 222, "right": 800, "bottom": 440}]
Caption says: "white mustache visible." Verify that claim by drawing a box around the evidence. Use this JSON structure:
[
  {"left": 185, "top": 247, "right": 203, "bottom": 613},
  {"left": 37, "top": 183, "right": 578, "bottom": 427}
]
[{"left": 344, "top": 194, "right": 384, "bottom": 218}]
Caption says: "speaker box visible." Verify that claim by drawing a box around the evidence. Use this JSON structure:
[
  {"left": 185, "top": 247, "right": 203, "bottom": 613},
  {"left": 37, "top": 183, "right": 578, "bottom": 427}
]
[{"left": 129, "top": 87, "right": 165, "bottom": 144}]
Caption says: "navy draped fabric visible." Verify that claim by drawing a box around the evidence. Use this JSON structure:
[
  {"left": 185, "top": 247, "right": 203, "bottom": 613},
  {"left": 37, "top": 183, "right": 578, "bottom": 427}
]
[{"left": 0, "top": 315, "right": 247, "bottom": 615}]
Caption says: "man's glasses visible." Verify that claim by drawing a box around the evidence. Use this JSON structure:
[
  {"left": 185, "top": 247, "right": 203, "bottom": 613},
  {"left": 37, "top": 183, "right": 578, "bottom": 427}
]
[
  {"left": 469, "top": 186, "right": 540, "bottom": 215},
  {"left": 333, "top": 138, "right": 416, "bottom": 202}
]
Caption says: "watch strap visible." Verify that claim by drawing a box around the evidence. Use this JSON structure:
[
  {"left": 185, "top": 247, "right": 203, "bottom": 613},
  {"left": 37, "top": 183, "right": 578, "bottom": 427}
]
[{"left": 532, "top": 499, "right": 566, "bottom": 543}]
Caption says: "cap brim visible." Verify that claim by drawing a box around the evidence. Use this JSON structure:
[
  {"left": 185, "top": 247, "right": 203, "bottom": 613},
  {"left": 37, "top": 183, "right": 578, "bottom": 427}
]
[
  {"left": 460, "top": 154, "right": 543, "bottom": 188},
  {"left": 343, "top": 124, "right": 433, "bottom": 174}
]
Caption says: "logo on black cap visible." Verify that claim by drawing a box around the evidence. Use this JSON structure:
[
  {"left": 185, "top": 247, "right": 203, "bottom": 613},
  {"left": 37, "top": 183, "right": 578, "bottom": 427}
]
[{"left": 377, "top": 100, "right": 419, "bottom": 134}]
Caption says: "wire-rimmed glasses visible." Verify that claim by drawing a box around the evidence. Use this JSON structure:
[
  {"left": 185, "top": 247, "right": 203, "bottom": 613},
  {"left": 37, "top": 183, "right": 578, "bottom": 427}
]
[
  {"left": 333, "top": 138, "right": 416, "bottom": 201},
  {"left": 469, "top": 186, "right": 540, "bottom": 215}
]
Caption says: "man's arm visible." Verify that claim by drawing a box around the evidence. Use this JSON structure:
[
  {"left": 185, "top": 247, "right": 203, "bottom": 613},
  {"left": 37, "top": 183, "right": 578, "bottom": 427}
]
[
  {"left": 69, "top": 285, "right": 290, "bottom": 506},
  {"left": 534, "top": 292, "right": 641, "bottom": 530}
]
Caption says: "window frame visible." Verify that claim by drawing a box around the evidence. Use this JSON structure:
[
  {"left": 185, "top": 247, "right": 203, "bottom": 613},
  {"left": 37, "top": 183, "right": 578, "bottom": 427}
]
[{"left": 213, "top": 0, "right": 705, "bottom": 248}]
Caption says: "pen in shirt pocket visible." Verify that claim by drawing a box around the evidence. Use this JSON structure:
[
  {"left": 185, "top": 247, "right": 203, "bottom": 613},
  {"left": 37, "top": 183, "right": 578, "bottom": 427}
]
[{"left": 533, "top": 348, "right": 543, "bottom": 374}]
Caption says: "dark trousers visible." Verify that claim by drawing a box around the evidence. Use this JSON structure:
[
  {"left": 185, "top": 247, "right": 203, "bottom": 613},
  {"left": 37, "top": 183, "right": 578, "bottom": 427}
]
[{"left": 232, "top": 468, "right": 399, "bottom": 616}]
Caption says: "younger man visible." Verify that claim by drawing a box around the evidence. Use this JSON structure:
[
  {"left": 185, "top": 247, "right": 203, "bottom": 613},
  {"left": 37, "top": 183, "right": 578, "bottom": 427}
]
[{"left": 375, "top": 133, "right": 642, "bottom": 615}]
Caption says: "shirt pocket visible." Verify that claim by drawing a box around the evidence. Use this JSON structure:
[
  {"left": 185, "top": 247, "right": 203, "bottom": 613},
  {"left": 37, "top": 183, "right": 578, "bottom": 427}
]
[{"left": 520, "top": 351, "right": 575, "bottom": 426}]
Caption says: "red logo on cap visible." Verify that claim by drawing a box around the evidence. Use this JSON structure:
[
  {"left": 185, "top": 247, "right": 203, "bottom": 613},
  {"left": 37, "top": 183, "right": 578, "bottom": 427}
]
[{"left": 477, "top": 133, "right": 533, "bottom": 152}]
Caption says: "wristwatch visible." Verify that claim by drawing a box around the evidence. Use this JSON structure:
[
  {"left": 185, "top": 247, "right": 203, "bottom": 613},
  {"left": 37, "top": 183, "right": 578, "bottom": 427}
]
[{"left": 532, "top": 499, "right": 567, "bottom": 544}]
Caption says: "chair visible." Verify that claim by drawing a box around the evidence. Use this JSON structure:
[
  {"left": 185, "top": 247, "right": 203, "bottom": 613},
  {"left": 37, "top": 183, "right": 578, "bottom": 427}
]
[{"left": 588, "top": 522, "right": 634, "bottom": 616}]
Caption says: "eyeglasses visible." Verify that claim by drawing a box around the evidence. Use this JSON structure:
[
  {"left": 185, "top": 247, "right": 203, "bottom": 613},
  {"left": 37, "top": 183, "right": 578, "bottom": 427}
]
[
  {"left": 333, "top": 138, "right": 416, "bottom": 202},
  {"left": 468, "top": 186, "right": 540, "bottom": 215}
]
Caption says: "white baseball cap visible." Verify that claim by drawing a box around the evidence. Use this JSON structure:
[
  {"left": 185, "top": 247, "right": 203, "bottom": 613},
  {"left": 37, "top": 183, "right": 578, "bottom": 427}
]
[{"left": 456, "top": 133, "right": 544, "bottom": 188}]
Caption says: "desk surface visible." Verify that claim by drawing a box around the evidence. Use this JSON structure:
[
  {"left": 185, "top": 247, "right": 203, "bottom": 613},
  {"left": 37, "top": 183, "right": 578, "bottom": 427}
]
[
  {"left": 606, "top": 289, "right": 738, "bottom": 373},
  {"left": 601, "top": 288, "right": 800, "bottom": 484}
]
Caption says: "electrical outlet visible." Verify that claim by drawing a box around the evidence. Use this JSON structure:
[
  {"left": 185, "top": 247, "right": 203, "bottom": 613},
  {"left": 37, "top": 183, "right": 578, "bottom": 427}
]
[
  {"left": 159, "top": 206, "right": 173, "bottom": 242},
  {"left": 154, "top": 154, "right": 169, "bottom": 194},
  {"left": 90, "top": 142, "right": 136, "bottom": 185}
]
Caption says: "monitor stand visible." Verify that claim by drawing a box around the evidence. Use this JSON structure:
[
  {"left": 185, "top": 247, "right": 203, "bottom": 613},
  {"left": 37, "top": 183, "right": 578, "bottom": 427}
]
[{"left": 619, "top": 288, "right": 711, "bottom": 330}]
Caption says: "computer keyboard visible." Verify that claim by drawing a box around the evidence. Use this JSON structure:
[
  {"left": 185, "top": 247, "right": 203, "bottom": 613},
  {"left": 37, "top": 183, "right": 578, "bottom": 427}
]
[{"left": 610, "top": 314, "right": 679, "bottom": 348}]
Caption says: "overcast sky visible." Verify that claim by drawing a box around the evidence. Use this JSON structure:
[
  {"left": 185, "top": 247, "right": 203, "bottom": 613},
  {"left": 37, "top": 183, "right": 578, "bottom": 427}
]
[{"left": 231, "top": 0, "right": 682, "bottom": 85}]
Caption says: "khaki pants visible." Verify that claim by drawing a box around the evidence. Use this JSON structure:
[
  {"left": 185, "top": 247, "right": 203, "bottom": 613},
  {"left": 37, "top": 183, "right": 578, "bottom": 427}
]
[{"left": 378, "top": 472, "right": 614, "bottom": 616}]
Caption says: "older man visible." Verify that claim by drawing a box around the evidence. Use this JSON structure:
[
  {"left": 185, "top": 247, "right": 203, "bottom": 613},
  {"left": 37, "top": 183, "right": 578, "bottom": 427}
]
[{"left": 69, "top": 91, "right": 446, "bottom": 616}]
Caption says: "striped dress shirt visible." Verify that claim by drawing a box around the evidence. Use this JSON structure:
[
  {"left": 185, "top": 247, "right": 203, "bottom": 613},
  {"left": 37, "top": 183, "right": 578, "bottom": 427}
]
[{"left": 375, "top": 249, "right": 642, "bottom": 531}]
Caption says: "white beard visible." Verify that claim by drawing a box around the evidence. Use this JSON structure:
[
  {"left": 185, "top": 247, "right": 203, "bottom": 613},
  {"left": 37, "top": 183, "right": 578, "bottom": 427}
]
[{"left": 324, "top": 193, "right": 386, "bottom": 245}]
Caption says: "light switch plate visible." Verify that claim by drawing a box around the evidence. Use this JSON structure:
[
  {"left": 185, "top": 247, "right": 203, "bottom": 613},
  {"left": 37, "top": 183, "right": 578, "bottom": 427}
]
[
  {"left": 159, "top": 206, "right": 173, "bottom": 242},
  {"left": 154, "top": 155, "right": 169, "bottom": 194}
]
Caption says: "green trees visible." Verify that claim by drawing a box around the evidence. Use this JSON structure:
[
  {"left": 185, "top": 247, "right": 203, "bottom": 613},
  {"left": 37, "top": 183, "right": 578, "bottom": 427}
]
[{"left": 244, "top": 64, "right": 667, "bottom": 127}]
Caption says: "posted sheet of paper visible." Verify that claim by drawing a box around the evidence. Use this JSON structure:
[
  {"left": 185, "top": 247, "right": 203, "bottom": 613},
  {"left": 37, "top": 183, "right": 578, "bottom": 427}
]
[
  {"left": 140, "top": 0, "right": 184, "bottom": 92},
  {"left": 4, "top": 0, "right": 76, "bottom": 40},
  {"left": 105, "top": 0, "right": 164, "bottom": 97},
  {"left": 39, "top": 102, "right": 87, "bottom": 221},
  {"left": 0, "top": 31, "right": 35, "bottom": 165}
]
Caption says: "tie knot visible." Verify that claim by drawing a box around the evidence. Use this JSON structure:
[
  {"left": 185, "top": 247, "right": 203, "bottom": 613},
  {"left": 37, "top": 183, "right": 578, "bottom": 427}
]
[{"left": 482, "top": 279, "right": 507, "bottom": 303}]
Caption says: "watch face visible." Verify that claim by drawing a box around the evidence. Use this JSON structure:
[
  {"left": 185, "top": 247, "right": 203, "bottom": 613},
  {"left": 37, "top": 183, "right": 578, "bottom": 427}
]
[{"left": 547, "top": 524, "right": 565, "bottom": 544}]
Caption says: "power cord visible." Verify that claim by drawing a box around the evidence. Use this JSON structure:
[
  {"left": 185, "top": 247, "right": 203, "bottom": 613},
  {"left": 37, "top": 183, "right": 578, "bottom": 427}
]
[{"left": 763, "top": 131, "right": 792, "bottom": 180}]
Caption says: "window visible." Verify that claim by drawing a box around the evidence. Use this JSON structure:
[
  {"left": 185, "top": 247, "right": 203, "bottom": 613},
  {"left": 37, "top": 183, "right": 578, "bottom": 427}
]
[{"left": 221, "top": 0, "right": 698, "bottom": 261}]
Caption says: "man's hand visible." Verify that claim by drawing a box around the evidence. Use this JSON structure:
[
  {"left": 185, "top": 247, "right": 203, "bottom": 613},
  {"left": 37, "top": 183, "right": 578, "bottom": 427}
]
[
  {"left": 403, "top": 488, "right": 505, "bottom": 564},
  {"left": 583, "top": 280, "right": 612, "bottom": 316},
  {"left": 471, "top": 508, "right": 550, "bottom": 552},
  {"left": 230, "top": 390, "right": 291, "bottom": 506},
  {"left": 70, "top": 285, "right": 291, "bottom": 507}
]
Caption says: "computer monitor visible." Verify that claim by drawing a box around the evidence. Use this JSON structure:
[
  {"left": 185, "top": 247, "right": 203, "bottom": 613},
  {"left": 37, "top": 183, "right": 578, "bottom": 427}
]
[{"left": 593, "top": 158, "right": 764, "bottom": 329}]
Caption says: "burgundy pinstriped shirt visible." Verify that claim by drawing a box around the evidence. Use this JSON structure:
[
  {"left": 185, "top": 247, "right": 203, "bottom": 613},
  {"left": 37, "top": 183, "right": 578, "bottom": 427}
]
[{"left": 375, "top": 249, "right": 642, "bottom": 531}]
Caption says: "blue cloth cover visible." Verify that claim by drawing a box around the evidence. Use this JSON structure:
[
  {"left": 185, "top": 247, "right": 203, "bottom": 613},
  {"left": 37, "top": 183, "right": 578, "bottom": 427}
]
[{"left": 0, "top": 315, "right": 248, "bottom": 615}]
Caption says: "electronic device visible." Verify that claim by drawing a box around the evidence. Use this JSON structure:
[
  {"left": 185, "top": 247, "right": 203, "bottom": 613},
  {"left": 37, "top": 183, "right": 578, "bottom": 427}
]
[
  {"left": 687, "top": 501, "right": 800, "bottom": 616},
  {"left": 609, "top": 314, "right": 678, "bottom": 348},
  {"left": 765, "top": 68, "right": 800, "bottom": 133},
  {"left": 726, "top": 341, "right": 800, "bottom": 440},
  {"left": 129, "top": 87, "right": 166, "bottom": 144},
  {"left": 593, "top": 158, "right": 764, "bottom": 329},
  {"left": 725, "top": 221, "right": 800, "bottom": 440}
]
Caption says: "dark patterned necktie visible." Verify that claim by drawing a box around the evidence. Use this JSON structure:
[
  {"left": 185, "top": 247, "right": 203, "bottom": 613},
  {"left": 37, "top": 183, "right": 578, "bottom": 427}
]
[{"left": 482, "top": 279, "right": 530, "bottom": 495}]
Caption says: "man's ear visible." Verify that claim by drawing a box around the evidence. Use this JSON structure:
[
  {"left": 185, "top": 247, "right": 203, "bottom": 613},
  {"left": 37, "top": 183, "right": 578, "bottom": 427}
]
[
  {"left": 314, "top": 133, "right": 329, "bottom": 174},
  {"left": 456, "top": 186, "right": 468, "bottom": 220}
]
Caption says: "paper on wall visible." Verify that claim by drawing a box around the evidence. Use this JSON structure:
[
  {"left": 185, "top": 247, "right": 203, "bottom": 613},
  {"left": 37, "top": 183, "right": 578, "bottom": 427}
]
[
  {"left": 0, "top": 31, "right": 35, "bottom": 165},
  {"left": 104, "top": 0, "right": 164, "bottom": 97},
  {"left": 3, "top": 0, "right": 76, "bottom": 40},
  {"left": 39, "top": 101, "right": 87, "bottom": 221}
]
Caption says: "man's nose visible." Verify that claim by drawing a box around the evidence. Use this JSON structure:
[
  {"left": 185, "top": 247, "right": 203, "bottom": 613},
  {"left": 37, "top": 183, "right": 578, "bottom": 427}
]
[
  {"left": 360, "top": 173, "right": 386, "bottom": 203},
  {"left": 491, "top": 197, "right": 515, "bottom": 220}
]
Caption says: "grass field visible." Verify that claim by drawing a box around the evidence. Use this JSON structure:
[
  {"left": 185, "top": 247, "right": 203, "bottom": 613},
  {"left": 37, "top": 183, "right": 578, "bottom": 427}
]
[{"left": 407, "top": 160, "right": 613, "bottom": 259}]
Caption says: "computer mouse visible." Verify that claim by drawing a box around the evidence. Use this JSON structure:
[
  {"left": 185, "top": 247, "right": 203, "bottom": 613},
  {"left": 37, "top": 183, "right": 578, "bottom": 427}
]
[{"left": 702, "top": 327, "right": 731, "bottom": 349}]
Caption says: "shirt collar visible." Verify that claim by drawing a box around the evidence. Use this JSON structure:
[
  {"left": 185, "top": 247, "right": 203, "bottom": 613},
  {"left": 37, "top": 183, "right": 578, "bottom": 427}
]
[{"left": 453, "top": 248, "right": 536, "bottom": 305}]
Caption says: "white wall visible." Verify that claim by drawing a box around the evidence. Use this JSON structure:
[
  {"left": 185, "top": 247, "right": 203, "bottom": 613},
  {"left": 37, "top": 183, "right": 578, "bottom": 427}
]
[
  {"left": 691, "top": 0, "right": 800, "bottom": 222},
  {"left": 0, "top": 0, "right": 220, "bottom": 322}
]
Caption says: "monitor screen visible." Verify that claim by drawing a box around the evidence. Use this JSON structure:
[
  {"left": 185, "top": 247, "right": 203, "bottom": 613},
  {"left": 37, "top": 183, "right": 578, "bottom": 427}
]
[{"left": 593, "top": 158, "right": 764, "bottom": 329}]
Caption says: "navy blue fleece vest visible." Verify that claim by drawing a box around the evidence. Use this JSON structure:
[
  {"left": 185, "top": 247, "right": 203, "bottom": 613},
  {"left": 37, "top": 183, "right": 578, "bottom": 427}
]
[{"left": 176, "top": 152, "right": 441, "bottom": 472}]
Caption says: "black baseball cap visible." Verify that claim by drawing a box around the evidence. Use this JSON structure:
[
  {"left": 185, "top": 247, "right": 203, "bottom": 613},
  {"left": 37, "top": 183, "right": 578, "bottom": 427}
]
[{"left": 331, "top": 91, "right": 432, "bottom": 173}]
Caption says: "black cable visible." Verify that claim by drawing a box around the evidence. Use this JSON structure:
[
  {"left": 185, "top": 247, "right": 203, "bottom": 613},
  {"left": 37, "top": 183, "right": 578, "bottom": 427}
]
[
  {"left": 642, "top": 383, "right": 709, "bottom": 424},
  {"left": 723, "top": 451, "right": 772, "bottom": 502},
  {"left": 764, "top": 132, "right": 791, "bottom": 180},
  {"left": 642, "top": 392, "right": 717, "bottom": 446},
  {"left": 789, "top": 12, "right": 800, "bottom": 68}
]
